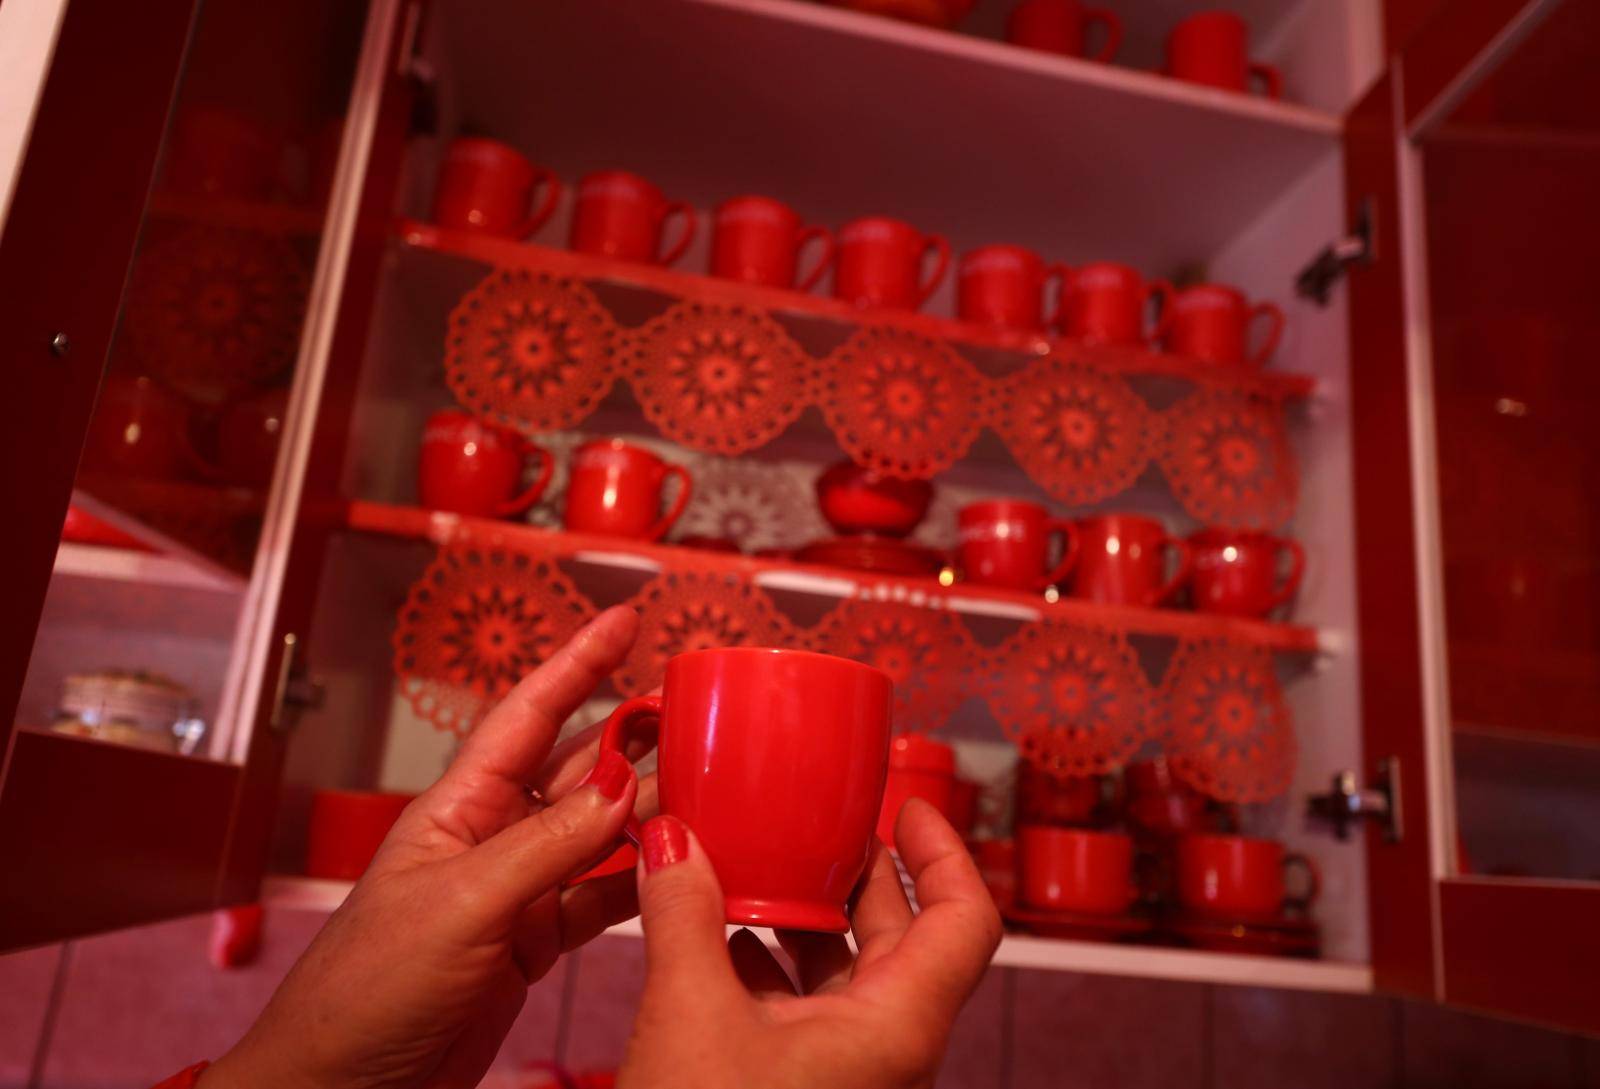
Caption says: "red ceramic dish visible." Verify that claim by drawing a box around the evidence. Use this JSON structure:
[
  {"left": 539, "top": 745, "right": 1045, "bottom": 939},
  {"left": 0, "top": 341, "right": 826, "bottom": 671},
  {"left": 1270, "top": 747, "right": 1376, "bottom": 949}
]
[
  {"left": 1016, "top": 825, "right": 1136, "bottom": 915},
  {"left": 1000, "top": 898, "right": 1153, "bottom": 942},
  {"left": 876, "top": 734, "right": 956, "bottom": 844},
  {"left": 1175, "top": 833, "right": 1319, "bottom": 921},
  {"left": 563, "top": 438, "right": 692, "bottom": 540},
  {"left": 595, "top": 647, "right": 892, "bottom": 932},
  {"left": 60, "top": 505, "right": 154, "bottom": 551},
  {"left": 794, "top": 536, "right": 945, "bottom": 577},
  {"left": 815, "top": 459, "right": 933, "bottom": 537}
]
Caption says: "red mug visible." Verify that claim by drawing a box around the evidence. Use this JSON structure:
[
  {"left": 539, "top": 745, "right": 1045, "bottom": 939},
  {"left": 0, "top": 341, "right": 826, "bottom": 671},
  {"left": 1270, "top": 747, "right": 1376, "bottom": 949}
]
[
  {"left": 1124, "top": 757, "right": 1209, "bottom": 839},
  {"left": 1164, "top": 11, "right": 1283, "bottom": 99},
  {"left": 1188, "top": 528, "right": 1306, "bottom": 618},
  {"left": 83, "top": 375, "right": 197, "bottom": 479},
  {"left": 815, "top": 459, "right": 933, "bottom": 538},
  {"left": 570, "top": 169, "right": 696, "bottom": 266},
  {"left": 1005, "top": 0, "right": 1123, "bottom": 62},
  {"left": 1059, "top": 262, "right": 1173, "bottom": 346},
  {"left": 1016, "top": 826, "right": 1136, "bottom": 915},
  {"left": 164, "top": 106, "right": 280, "bottom": 200},
  {"left": 710, "top": 195, "right": 833, "bottom": 291},
  {"left": 948, "top": 778, "right": 979, "bottom": 836},
  {"left": 1165, "top": 283, "right": 1285, "bottom": 368},
  {"left": 215, "top": 387, "right": 289, "bottom": 489},
  {"left": 306, "top": 790, "right": 415, "bottom": 881},
  {"left": 1016, "top": 761, "right": 1108, "bottom": 826},
  {"left": 957, "top": 245, "right": 1071, "bottom": 333},
  {"left": 596, "top": 647, "right": 893, "bottom": 932},
  {"left": 877, "top": 734, "right": 956, "bottom": 845},
  {"left": 418, "top": 410, "right": 553, "bottom": 519},
  {"left": 431, "top": 137, "right": 562, "bottom": 239},
  {"left": 1176, "top": 833, "right": 1319, "bottom": 921},
  {"left": 959, "top": 499, "right": 1079, "bottom": 591},
  {"left": 1070, "top": 514, "right": 1192, "bottom": 606},
  {"left": 834, "top": 216, "right": 951, "bottom": 311},
  {"left": 563, "top": 438, "right": 692, "bottom": 540}
]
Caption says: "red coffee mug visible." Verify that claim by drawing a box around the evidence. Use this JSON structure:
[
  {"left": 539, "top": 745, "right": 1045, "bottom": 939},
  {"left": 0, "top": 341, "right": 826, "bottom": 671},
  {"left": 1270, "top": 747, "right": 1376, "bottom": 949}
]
[
  {"left": 431, "top": 137, "right": 562, "bottom": 239},
  {"left": 1124, "top": 757, "right": 1209, "bottom": 839},
  {"left": 957, "top": 245, "right": 1071, "bottom": 333},
  {"left": 834, "top": 216, "right": 951, "bottom": 311},
  {"left": 1070, "top": 514, "right": 1192, "bottom": 606},
  {"left": 1059, "top": 262, "right": 1174, "bottom": 346},
  {"left": 596, "top": 647, "right": 893, "bottom": 932},
  {"left": 1165, "top": 11, "right": 1283, "bottom": 99},
  {"left": 417, "top": 410, "right": 553, "bottom": 519},
  {"left": 1005, "top": 0, "right": 1123, "bottom": 62},
  {"left": 570, "top": 169, "right": 696, "bottom": 266},
  {"left": 215, "top": 387, "right": 289, "bottom": 489},
  {"left": 877, "top": 734, "right": 956, "bottom": 845},
  {"left": 710, "top": 194, "right": 833, "bottom": 291},
  {"left": 1016, "top": 761, "right": 1106, "bottom": 826},
  {"left": 958, "top": 499, "right": 1079, "bottom": 591},
  {"left": 1016, "top": 826, "right": 1136, "bottom": 915},
  {"left": 563, "top": 438, "right": 692, "bottom": 540},
  {"left": 1176, "top": 833, "right": 1319, "bottom": 921},
  {"left": 1188, "top": 528, "right": 1306, "bottom": 618},
  {"left": 306, "top": 790, "right": 416, "bottom": 881},
  {"left": 1165, "top": 283, "right": 1285, "bottom": 368},
  {"left": 83, "top": 375, "right": 198, "bottom": 480}
]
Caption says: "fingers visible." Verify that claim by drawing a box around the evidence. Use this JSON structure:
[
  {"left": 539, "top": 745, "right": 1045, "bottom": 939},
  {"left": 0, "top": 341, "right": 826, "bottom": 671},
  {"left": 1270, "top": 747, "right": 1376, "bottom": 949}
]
[
  {"left": 729, "top": 928, "right": 798, "bottom": 1000},
  {"left": 445, "top": 606, "right": 639, "bottom": 797},
  {"left": 533, "top": 714, "right": 659, "bottom": 802},
  {"left": 635, "top": 816, "right": 743, "bottom": 1008},
  {"left": 558, "top": 870, "right": 640, "bottom": 952},
  {"left": 775, "top": 929, "right": 853, "bottom": 996},
  {"left": 846, "top": 840, "right": 914, "bottom": 977}
]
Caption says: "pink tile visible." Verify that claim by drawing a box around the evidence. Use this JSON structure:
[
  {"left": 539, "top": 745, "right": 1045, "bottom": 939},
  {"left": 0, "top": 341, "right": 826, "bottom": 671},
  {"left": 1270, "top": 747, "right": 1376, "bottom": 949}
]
[
  {"left": 936, "top": 965, "right": 1006, "bottom": 1089},
  {"left": 1212, "top": 986, "right": 1397, "bottom": 1089},
  {"left": 1010, "top": 970, "right": 1205, "bottom": 1089},
  {"left": 41, "top": 908, "right": 328, "bottom": 1089},
  {"left": 0, "top": 944, "right": 62, "bottom": 1087},
  {"left": 562, "top": 935, "right": 645, "bottom": 1075},
  {"left": 1400, "top": 999, "right": 1580, "bottom": 1088},
  {"left": 488, "top": 955, "right": 575, "bottom": 1077}
]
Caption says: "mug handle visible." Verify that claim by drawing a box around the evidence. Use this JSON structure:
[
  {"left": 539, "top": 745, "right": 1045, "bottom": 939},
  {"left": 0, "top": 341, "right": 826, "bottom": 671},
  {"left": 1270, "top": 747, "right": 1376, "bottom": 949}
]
[
  {"left": 1149, "top": 536, "right": 1193, "bottom": 607},
  {"left": 1250, "top": 61, "right": 1284, "bottom": 100},
  {"left": 656, "top": 200, "right": 697, "bottom": 267},
  {"left": 1082, "top": 9, "right": 1123, "bottom": 62},
  {"left": 1038, "top": 517, "right": 1080, "bottom": 591},
  {"left": 594, "top": 694, "right": 665, "bottom": 846},
  {"left": 493, "top": 440, "right": 554, "bottom": 517},
  {"left": 1042, "top": 263, "right": 1074, "bottom": 332},
  {"left": 644, "top": 464, "right": 693, "bottom": 541},
  {"left": 1246, "top": 301, "right": 1286, "bottom": 369},
  {"left": 1264, "top": 537, "right": 1307, "bottom": 613},
  {"left": 1282, "top": 851, "right": 1321, "bottom": 913},
  {"left": 1143, "top": 278, "right": 1175, "bottom": 347},
  {"left": 917, "top": 234, "right": 952, "bottom": 306},
  {"left": 794, "top": 224, "right": 835, "bottom": 292},
  {"left": 512, "top": 168, "right": 563, "bottom": 239}
]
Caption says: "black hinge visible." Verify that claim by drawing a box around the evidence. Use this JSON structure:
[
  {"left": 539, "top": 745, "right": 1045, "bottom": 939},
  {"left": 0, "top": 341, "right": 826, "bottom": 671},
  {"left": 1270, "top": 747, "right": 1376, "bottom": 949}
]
[{"left": 1295, "top": 197, "right": 1376, "bottom": 306}]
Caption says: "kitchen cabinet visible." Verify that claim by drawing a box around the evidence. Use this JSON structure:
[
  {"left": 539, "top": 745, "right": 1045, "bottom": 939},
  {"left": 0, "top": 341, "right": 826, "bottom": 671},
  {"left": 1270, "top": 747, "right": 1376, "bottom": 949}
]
[{"left": 0, "top": 0, "right": 1593, "bottom": 1036}]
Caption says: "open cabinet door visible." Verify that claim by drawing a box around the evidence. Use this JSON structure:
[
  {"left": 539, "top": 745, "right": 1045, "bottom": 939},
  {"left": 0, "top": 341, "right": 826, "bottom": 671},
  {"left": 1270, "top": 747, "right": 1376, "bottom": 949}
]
[{"left": 1349, "top": 0, "right": 1600, "bottom": 1036}]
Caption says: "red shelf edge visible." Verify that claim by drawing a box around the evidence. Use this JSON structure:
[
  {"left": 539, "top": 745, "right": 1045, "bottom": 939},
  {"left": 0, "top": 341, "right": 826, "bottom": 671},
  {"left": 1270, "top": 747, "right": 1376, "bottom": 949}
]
[
  {"left": 338, "top": 499, "right": 1321, "bottom": 655},
  {"left": 395, "top": 220, "right": 1318, "bottom": 401}
]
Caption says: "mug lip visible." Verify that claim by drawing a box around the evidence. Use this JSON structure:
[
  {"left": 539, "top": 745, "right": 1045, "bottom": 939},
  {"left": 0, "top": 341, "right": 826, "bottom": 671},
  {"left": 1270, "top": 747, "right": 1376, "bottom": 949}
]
[
  {"left": 1172, "top": 9, "right": 1247, "bottom": 32},
  {"left": 578, "top": 168, "right": 661, "bottom": 197},
  {"left": 1188, "top": 526, "right": 1282, "bottom": 545},
  {"left": 841, "top": 213, "right": 918, "bottom": 236},
  {"left": 575, "top": 436, "right": 662, "bottom": 462},
  {"left": 1178, "top": 281, "right": 1248, "bottom": 302},
  {"left": 959, "top": 241, "right": 1042, "bottom": 262},
  {"left": 1075, "top": 511, "right": 1167, "bottom": 533},
  {"left": 715, "top": 192, "right": 796, "bottom": 215},
  {"left": 666, "top": 645, "right": 892, "bottom": 687}
]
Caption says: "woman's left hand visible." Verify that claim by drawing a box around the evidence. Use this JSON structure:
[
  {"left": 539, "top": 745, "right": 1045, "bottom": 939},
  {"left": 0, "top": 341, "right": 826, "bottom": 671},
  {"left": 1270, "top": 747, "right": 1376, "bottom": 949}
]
[{"left": 202, "top": 605, "right": 650, "bottom": 1089}]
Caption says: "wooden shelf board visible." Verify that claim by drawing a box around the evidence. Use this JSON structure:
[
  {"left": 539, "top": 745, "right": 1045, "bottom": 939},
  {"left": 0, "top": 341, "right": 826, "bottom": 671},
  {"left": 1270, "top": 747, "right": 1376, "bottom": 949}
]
[{"left": 54, "top": 541, "right": 246, "bottom": 596}]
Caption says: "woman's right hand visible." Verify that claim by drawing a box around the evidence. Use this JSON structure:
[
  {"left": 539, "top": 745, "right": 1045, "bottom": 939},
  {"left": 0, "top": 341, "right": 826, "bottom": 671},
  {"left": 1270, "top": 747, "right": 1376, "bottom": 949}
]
[{"left": 618, "top": 798, "right": 1002, "bottom": 1089}]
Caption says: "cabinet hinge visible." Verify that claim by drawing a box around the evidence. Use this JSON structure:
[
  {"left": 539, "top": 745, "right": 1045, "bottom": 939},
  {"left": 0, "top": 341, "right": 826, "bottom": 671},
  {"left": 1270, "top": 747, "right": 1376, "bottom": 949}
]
[{"left": 1295, "top": 197, "right": 1376, "bottom": 306}]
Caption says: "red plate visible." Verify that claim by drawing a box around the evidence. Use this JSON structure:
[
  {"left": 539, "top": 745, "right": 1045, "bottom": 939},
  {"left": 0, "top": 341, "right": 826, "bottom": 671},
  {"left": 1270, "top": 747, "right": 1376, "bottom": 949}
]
[
  {"left": 1165, "top": 911, "right": 1320, "bottom": 957},
  {"left": 794, "top": 536, "right": 946, "bottom": 577},
  {"left": 1000, "top": 898, "right": 1155, "bottom": 942}
]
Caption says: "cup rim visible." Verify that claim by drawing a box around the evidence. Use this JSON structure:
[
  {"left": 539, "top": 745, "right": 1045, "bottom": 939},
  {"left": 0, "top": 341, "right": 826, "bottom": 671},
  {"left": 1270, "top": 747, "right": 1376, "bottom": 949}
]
[{"left": 667, "top": 645, "right": 892, "bottom": 687}]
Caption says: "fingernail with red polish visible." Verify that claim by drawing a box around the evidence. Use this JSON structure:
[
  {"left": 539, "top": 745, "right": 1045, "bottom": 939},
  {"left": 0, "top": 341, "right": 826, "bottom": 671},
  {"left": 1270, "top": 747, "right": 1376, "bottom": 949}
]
[
  {"left": 641, "top": 815, "right": 689, "bottom": 874},
  {"left": 584, "top": 748, "right": 634, "bottom": 802}
]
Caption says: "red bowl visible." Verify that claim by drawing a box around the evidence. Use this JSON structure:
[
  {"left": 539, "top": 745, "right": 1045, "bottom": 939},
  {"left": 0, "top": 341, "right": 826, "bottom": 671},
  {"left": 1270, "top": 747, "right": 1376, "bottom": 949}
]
[{"left": 815, "top": 460, "right": 933, "bottom": 538}]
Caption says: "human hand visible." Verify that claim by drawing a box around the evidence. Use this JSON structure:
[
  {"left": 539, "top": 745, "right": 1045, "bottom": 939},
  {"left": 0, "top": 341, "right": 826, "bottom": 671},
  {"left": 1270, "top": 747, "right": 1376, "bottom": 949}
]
[
  {"left": 204, "top": 606, "right": 652, "bottom": 1089},
  {"left": 619, "top": 798, "right": 1002, "bottom": 1089}
]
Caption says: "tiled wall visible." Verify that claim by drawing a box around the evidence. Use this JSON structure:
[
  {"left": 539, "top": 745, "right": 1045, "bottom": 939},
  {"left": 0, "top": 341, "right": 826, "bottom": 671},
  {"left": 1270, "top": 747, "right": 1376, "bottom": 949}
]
[{"left": 2, "top": 910, "right": 1595, "bottom": 1089}]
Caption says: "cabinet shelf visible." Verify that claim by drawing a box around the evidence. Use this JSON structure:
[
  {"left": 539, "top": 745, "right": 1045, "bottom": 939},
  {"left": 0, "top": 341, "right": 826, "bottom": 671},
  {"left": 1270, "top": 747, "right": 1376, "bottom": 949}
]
[
  {"left": 262, "top": 875, "right": 1371, "bottom": 994},
  {"left": 340, "top": 499, "right": 1326, "bottom": 654}
]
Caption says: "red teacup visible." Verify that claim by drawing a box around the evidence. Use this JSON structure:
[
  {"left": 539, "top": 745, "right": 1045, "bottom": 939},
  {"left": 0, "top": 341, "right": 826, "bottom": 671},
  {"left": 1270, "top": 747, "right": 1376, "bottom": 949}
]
[
  {"left": 431, "top": 137, "right": 562, "bottom": 239},
  {"left": 570, "top": 169, "right": 696, "bottom": 266},
  {"left": 1176, "top": 833, "right": 1318, "bottom": 921},
  {"left": 1016, "top": 826, "right": 1135, "bottom": 915},
  {"left": 1165, "top": 283, "right": 1285, "bottom": 368},
  {"left": 710, "top": 195, "right": 833, "bottom": 291},
  {"left": 1165, "top": 11, "right": 1283, "bottom": 98},
  {"left": 83, "top": 375, "right": 197, "bottom": 479},
  {"left": 417, "top": 410, "right": 553, "bottom": 519},
  {"left": 1005, "top": 0, "right": 1123, "bottom": 61},
  {"left": 834, "top": 216, "right": 951, "bottom": 311},
  {"left": 215, "top": 387, "right": 289, "bottom": 489},
  {"left": 1016, "top": 761, "right": 1107, "bottom": 826},
  {"left": 306, "top": 790, "right": 416, "bottom": 881},
  {"left": 596, "top": 647, "right": 893, "bottom": 932},
  {"left": 877, "top": 734, "right": 956, "bottom": 845},
  {"left": 563, "top": 438, "right": 692, "bottom": 540},
  {"left": 1059, "top": 262, "right": 1173, "bottom": 346},
  {"left": 959, "top": 499, "right": 1079, "bottom": 591},
  {"left": 957, "top": 245, "right": 1071, "bottom": 333},
  {"left": 1188, "top": 528, "right": 1306, "bottom": 618},
  {"left": 815, "top": 459, "right": 933, "bottom": 538},
  {"left": 1124, "top": 757, "right": 1209, "bottom": 839},
  {"left": 1070, "top": 514, "right": 1191, "bottom": 606}
]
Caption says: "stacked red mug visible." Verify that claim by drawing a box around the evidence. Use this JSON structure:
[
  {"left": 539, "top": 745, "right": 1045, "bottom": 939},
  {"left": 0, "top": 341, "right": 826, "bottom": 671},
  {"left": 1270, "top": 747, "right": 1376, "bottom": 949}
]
[{"left": 1164, "top": 11, "right": 1283, "bottom": 99}]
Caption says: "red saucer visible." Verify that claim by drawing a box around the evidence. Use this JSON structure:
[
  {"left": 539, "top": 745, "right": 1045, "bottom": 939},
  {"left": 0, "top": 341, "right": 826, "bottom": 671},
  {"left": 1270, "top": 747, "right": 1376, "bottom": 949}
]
[
  {"left": 794, "top": 536, "right": 946, "bottom": 577},
  {"left": 1164, "top": 911, "right": 1320, "bottom": 957},
  {"left": 1000, "top": 898, "right": 1155, "bottom": 942}
]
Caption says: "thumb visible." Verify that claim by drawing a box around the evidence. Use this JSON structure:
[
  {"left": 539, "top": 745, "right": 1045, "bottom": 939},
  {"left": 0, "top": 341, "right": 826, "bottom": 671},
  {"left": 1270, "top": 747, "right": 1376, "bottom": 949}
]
[
  {"left": 454, "top": 749, "right": 637, "bottom": 925},
  {"left": 635, "top": 816, "right": 743, "bottom": 1006}
]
